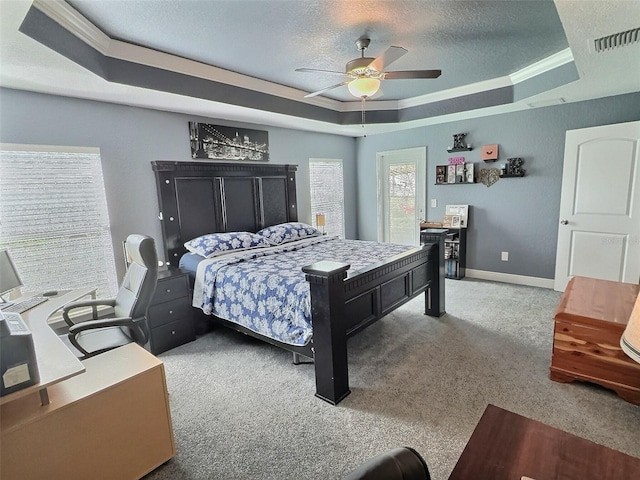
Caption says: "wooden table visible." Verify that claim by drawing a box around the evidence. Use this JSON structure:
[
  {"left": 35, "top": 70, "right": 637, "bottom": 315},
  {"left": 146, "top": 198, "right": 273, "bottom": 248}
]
[
  {"left": 0, "top": 288, "right": 96, "bottom": 406},
  {"left": 448, "top": 404, "right": 640, "bottom": 479},
  {"left": 550, "top": 276, "right": 640, "bottom": 405}
]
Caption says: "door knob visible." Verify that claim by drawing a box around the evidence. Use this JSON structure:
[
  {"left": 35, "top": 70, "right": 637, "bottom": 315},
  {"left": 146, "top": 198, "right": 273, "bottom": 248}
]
[{"left": 560, "top": 220, "right": 569, "bottom": 225}]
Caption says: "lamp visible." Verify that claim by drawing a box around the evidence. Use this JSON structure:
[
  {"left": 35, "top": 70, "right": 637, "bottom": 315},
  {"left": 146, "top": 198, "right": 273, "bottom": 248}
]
[
  {"left": 621, "top": 295, "right": 640, "bottom": 363},
  {"left": 347, "top": 77, "right": 380, "bottom": 132},
  {"left": 315, "top": 213, "right": 326, "bottom": 235},
  {"left": 347, "top": 77, "right": 381, "bottom": 99}
]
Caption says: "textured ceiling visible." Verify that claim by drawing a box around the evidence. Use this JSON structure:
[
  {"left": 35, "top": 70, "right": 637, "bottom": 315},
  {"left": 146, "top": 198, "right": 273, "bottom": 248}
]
[
  {"left": 66, "top": 0, "right": 569, "bottom": 101},
  {"left": 1, "top": 0, "right": 639, "bottom": 136}
]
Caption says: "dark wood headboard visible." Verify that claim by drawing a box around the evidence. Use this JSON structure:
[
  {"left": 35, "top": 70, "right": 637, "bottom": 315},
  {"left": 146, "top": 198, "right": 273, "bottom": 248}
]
[{"left": 151, "top": 161, "right": 298, "bottom": 267}]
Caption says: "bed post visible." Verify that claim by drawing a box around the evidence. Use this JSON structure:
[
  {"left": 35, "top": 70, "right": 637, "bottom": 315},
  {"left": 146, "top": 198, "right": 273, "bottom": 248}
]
[
  {"left": 302, "top": 260, "right": 351, "bottom": 405},
  {"left": 426, "top": 241, "right": 446, "bottom": 317}
]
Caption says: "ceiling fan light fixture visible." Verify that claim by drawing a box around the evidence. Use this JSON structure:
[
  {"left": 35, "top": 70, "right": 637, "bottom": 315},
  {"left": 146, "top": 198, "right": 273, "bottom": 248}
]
[{"left": 348, "top": 77, "right": 381, "bottom": 98}]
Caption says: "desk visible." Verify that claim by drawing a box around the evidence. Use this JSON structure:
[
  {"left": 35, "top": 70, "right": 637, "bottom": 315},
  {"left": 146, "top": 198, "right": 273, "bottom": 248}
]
[
  {"left": 448, "top": 404, "right": 640, "bottom": 479},
  {"left": 0, "top": 287, "right": 176, "bottom": 479},
  {"left": 0, "top": 288, "right": 96, "bottom": 406},
  {"left": 1, "top": 343, "right": 175, "bottom": 479}
]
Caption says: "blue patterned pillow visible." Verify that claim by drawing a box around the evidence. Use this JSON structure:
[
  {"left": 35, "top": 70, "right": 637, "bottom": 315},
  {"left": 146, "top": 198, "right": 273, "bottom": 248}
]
[
  {"left": 184, "top": 232, "right": 270, "bottom": 258},
  {"left": 256, "top": 222, "right": 322, "bottom": 245}
]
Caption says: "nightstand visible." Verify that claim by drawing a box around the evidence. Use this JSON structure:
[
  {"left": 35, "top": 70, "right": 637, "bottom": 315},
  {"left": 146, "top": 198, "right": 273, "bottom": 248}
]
[{"left": 147, "top": 269, "right": 195, "bottom": 354}]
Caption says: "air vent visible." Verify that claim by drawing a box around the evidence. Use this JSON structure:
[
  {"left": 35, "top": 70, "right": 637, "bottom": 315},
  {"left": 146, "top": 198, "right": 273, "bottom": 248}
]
[{"left": 593, "top": 27, "right": 640, "bottom": 52}]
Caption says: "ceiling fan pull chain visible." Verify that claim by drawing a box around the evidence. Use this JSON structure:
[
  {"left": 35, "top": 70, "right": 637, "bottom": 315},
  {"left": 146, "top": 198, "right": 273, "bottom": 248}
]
[{"left": 361, "top": 97, "right": 366, "bottom": 129}]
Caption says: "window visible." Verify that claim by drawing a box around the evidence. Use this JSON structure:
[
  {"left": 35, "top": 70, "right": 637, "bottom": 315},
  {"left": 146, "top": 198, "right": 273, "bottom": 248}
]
[
  {"left": 0, "top": 145, "right": 118, "bottom": 298},
  {"left": 309, "top": 159, "right": 345, "bottom": 237},
  {"left": 377, "top": 147, "right": 425, "bottom": 245}
]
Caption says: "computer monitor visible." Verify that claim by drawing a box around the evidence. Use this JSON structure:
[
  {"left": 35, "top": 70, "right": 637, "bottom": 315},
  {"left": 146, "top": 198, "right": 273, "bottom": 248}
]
[{"left": 0, "top": 249, "right": 23, "bottom": 302}]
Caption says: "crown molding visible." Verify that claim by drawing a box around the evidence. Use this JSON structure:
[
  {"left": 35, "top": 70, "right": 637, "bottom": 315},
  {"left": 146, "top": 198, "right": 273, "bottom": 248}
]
[
  {"left": 32, "top": 0, "right": 343, "bottom": 110},
  {"left": 27, "top": 0, "right": 578, "bottom": 123},
  {"left": 32, "top": 0, "right": 110, "bottom": 53},
  {"left": 399, "top": 76, "right": 514, "bottom": 109},
  {"left": 108, "top": 39, "right": 343, "bottom": 109},
  {"left": 510, "top": 48, "right": 574, "bottom": 84}
]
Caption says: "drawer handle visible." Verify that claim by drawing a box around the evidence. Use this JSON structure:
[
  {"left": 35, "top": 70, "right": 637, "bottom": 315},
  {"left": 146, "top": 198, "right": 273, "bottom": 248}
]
[
  {"left": 169, "top": 310, "right": 174, "bottom": 315},
  {"left": 171, "top": 330, "right": 176, "bottom": 335},
  {"left": 166, "top": 289, "right": 171, "bottom": 293}
]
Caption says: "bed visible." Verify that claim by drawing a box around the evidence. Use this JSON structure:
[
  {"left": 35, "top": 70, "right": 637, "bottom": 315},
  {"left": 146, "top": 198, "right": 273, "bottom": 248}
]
[{"left": 151, "top": 161, "right": 445, "bottom": 405}]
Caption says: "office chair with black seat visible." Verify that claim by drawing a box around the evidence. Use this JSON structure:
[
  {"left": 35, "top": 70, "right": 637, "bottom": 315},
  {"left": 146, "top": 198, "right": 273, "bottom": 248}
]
[
  {"left": 61, "top": 234, "right": 158, "bottom": 359},
  {"left": 344, "top": 447, "right": 431, "bottom": 480}
]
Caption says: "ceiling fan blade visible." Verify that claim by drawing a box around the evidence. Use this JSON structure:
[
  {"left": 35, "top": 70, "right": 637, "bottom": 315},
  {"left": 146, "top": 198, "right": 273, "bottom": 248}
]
[
  {"left": 369, "top": 46, "right": 408, "bottom": 72},
  {"left": 296, "top": 68, "right": 348, "bottom": 76},
  {"left": 384, "top": 69, "right": 442, "bottom": 80},
  {"left": 304, "top": 80, "right": 351, "bottom": 98}
]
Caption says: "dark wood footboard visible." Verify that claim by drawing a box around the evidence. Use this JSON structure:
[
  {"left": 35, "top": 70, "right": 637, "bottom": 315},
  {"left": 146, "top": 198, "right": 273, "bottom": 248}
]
[{"left": 303, "top": 241, "right": 442, "bottom": 405}]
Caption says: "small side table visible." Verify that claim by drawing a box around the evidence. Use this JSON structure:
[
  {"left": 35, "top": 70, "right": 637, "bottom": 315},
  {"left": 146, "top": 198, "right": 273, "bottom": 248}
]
[
  {"left": 550, "top": 276, "right": 640, "bottom": 405},
  {"left": 147, "top": 269, "right": 195, "bottom": 354}
]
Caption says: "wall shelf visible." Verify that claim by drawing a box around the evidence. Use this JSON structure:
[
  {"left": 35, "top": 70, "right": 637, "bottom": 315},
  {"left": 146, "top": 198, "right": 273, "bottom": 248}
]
[
  {"left": 434, "top": 182, "right": 476, "bottom": 185},
  {"left": 420, "top": 227, "right": 467, "bottom": 280},
  {"left": 447, "top": 147, "right": 473, "bottom": 153}
]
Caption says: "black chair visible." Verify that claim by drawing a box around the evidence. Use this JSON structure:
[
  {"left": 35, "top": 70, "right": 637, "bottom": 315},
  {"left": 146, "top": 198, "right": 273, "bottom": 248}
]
[
  {"left": 344, "top": 447, "right": 431, "bottom": 480},
  {"left": 61, "top": 234, "right": 158, "bottom": 359}
]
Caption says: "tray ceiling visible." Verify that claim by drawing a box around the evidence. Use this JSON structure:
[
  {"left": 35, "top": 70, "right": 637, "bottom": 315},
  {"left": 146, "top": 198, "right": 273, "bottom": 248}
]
[{"left": 1, "top": 0, "right": 639, "bottom": 136}]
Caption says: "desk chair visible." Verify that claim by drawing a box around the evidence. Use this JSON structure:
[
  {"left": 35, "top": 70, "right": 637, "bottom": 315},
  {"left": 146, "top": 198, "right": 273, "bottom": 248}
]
[
  {"left": 61, "top": 234, "right": 158, "bottom": 359},
  {"left": 343, "top": 447, "right": 431, "bottom": 480}
]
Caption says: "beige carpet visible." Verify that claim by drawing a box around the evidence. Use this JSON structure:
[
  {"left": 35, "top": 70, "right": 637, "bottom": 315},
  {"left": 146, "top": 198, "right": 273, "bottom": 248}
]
[{"left": 144, "top": 278, "right": 640, "bottom": 479}]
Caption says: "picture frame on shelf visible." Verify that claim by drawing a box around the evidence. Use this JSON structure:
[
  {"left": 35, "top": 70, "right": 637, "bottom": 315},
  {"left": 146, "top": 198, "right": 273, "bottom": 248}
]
[
  {"left": 450, "top": 215, "right": 461, "bottom": 228},
  {"left": 443, "top": 215, "right": 453, "bottom": 228},
  {"left": 465, "top": 163, "right": 474, "bottom": 183},
  {"left": 455, "top": 164, "right": 465, "bottom": 183},
  {"left": 446, "top": 204, "right": 469, "bottom": 227},
  {"left": 481, "top": 144, "right": 499, "bottom": 162},
  {"left": 447, "top": 165, "right": 456, "bottom": 184},
  {"left": 436, "top": 165, "right": 446, "bottom": 184}
]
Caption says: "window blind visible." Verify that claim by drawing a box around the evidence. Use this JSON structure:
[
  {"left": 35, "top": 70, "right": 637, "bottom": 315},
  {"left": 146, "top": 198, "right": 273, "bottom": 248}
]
[
  {"left": 0, "top": 145, "right": 118, "bottom": 297},
  {"left": 309, "top": 159, "right": 345, "bottom": 237}
]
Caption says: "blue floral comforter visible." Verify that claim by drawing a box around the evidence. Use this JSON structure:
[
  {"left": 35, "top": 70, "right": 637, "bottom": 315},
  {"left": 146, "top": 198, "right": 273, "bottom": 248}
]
[{"left": 192, "top": 236, "right": 414, "bottom": 346}]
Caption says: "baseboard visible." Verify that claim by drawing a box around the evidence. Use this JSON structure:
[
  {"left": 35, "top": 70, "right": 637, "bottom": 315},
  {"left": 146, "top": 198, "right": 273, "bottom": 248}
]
[{"left": 465, "top": 269, "right": 554, "bottom": 289}]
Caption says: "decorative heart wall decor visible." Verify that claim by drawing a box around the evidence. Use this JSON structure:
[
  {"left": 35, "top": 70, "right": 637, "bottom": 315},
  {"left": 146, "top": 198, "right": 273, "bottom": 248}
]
[{"left": 478, "top": 168, "right": 501, "bottom": 187}]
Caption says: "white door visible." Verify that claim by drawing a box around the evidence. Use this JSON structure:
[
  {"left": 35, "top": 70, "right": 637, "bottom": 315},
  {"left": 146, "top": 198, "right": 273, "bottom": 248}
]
[
  {"left": 377, "top": 147, "right": 426, "bottom": 245},
  {"left": 554, "top": 121, "right": 640, "bottom": 291}
]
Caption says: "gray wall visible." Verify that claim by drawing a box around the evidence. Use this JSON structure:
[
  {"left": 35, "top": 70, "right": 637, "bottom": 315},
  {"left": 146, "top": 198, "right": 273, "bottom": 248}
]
[
  {"left": 356, "top": 92, "right": 640, "bottom": 279},
  {"left": 0, "top": 88, "right": 357, "bottom": 277},
  {"left": 3, "top": 87, "right": 640, "bottom": 281}
]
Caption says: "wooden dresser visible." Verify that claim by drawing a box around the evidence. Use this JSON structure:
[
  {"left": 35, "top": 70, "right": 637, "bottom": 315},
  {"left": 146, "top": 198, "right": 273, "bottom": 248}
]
[{"left": 550, "top": 276, "right": 640, "bottom": 405}]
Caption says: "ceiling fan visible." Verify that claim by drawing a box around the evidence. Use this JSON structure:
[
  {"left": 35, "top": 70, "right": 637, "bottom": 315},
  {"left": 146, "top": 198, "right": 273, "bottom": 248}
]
[{"left": 296, "top": 38, "right": 442, "bottom": 99}]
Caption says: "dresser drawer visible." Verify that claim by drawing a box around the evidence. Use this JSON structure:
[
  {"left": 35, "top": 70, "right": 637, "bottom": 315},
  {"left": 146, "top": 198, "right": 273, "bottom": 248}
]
[
  {"left": 148, "top": 296, "right": 191, "bottom": 328},
  {"left": 152, "top": 275, "right": 189, "bottom": 303},
  {"left": 150, "top": 319, "right": 195, "bottom": 355}
]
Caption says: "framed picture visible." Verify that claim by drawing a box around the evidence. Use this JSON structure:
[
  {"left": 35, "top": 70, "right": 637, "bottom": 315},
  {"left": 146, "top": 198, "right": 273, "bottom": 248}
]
[
  {"left": 465, "top": 163, "right": 474, "bottom": 183},
  {"left": 446, "top": 204, "right": 469, "bottom": 227},
  {"left": 447, "top": 165, "right": 456, "bottom": 184},
  {"left": 481, "top": 144, "right": 499, "bottom": 162},
  {"left": 436, "top": 165, "right": 446, "bottom": 184},
  {"left": 451, "top": 215, "right": 461, "bottom": 228},
  {"left": 443, "top": 215, "right": 453, "bottom": 227},
  {"left": 455, "top": 164, "right": 465, "bottom": 183},
  {"left": 189, "top": 122, "right": 269, "bottom": 161}
]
